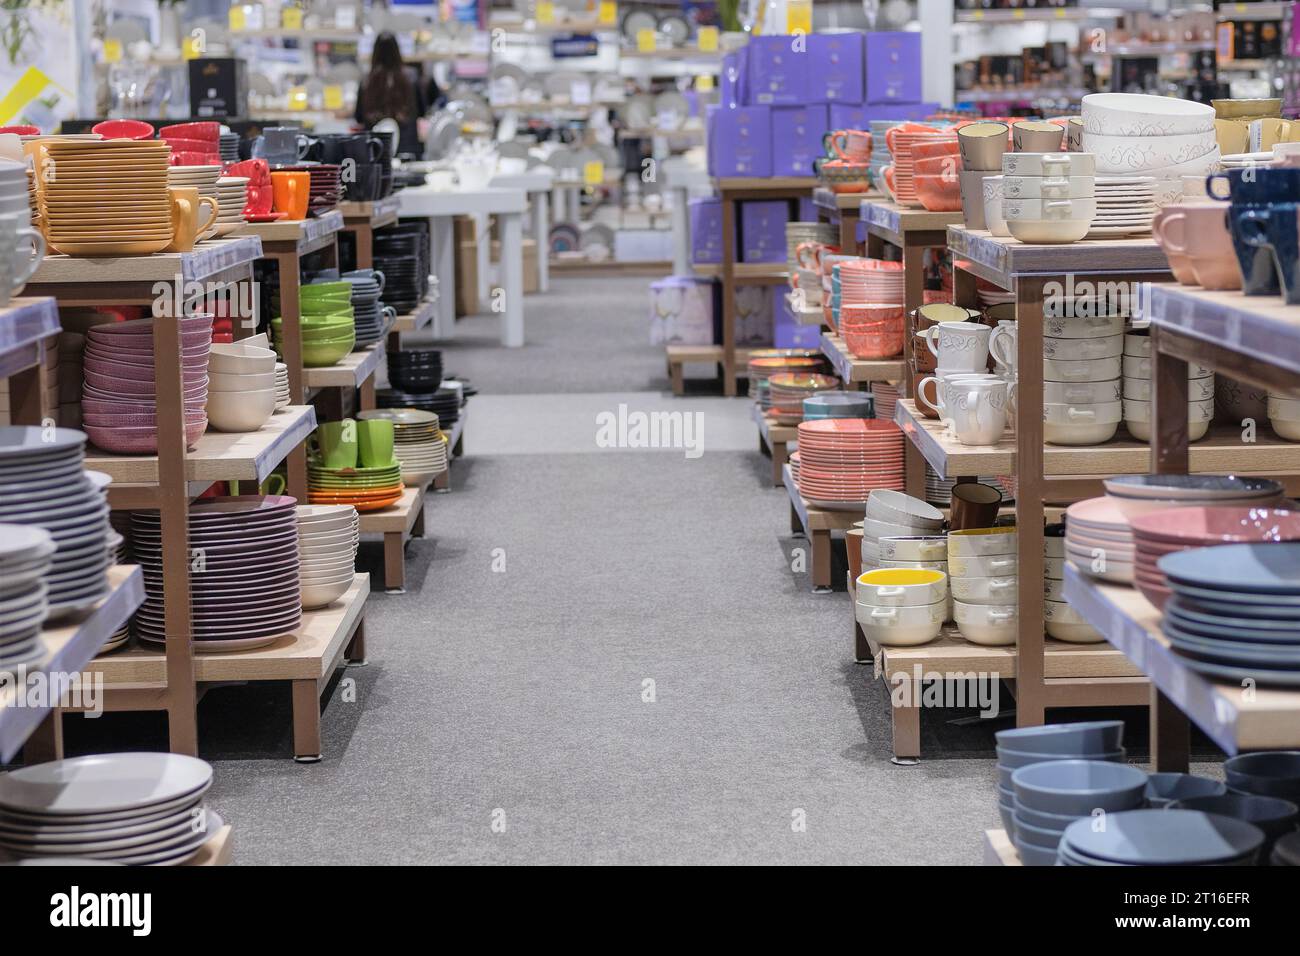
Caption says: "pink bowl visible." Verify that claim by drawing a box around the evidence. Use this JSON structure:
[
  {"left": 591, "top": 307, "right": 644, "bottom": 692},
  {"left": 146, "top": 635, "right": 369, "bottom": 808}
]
[
  {"left": 83, "top": 368, "right": 207, "bottom": 395},
  {"left": 83, "top": 409, "right": 207, "bottom": 429},
  {"left": 844, "top": 328, "right": 905, "bottom": 359},
  {"left": 1130, "top": 506, "right": 1300, "bottom": 545},
  {"left": 81, "top": 396, "right": 205, "bottom": 417},
  {"left": 84, "top": 420, "right": 206, "bottom": 454}
]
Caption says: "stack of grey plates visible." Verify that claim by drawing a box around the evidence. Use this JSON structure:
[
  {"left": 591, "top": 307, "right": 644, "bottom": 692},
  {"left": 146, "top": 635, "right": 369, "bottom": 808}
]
[
  {"left": 925, "top": 468, "right": 1010, "bottom": 506},
  {"left": 0, "top": 427, "right": 111, "bottom": 620},
  {"left": 0, "top": 525, "right": 56, "bottom": 671},
  {"left": 1059, "top": 809, "right": 1264, "bottom": 866},
  {"left": 340, "top": 269, "right": 393, "bottom": 349},
  {"left": 219, "top": 131, "right": 240, "bottom": 163},
  {"left": 0, "top": 753, "right": 222, "bottom": 866}
]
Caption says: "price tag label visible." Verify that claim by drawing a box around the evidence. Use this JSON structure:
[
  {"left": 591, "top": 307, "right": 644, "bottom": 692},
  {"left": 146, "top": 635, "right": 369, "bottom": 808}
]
[
  {"left": 282, "top": 7, "right": 303, "bottom": 30},
  {"left": 182, "top": 36, "right": 202, "bottom": 60},
  {"left": 1055, "top": 8, "right": 1066, "bottom": 17},
  {"left": 103, "top": 38, "right": 123, "bottom": 63},
  {"left": 695, "top": 74, "right": 714, "bottom": 92},
  {"left": 583, "top": 160, "right": 605, "bottom": 185},
  {"left": 1013, "top": 8, "right": 1026, "bottom": 18},
  {"left": 636, "top": 27, "right": 656, "bottom": 52},
  {"left": 598, "top": 0, "right": 617, "bottom": 26},
  {"left": 787, "top": 0, "right": 812, "bottom": 34},
  {"left": 537, "top": 1, "right": 555, "bottom": 25},
  {"left": 697, "top": 25, "right": 718, "bottom": 52},
  {"left": 971, "top": 9, "right": 983, "bottom": 19},
  {"left": 323, "top": 85, "right": 344, "bottom": 110},
  {"left": 228, "top": 5, "right": 247, "bottom": 31},
  {"left": 288, "top": 86, "right": 308, "bottom": 111}
]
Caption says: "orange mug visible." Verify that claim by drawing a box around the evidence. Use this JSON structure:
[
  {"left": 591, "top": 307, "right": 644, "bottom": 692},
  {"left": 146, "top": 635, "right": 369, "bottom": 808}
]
[
  {"left": 828, "top": 129, "right": 871, "bottom": 161},
  {"left": 165, "top": 186, "right": 218, "bottom": 253},
  {"left": 271, "top": 171, "right": 310, "bottom": 220}
]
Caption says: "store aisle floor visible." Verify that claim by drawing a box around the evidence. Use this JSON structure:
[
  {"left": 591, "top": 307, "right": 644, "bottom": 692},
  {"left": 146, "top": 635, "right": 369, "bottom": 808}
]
[{"left": 67, "top": 277, "right": 1045, "bottom": 863}]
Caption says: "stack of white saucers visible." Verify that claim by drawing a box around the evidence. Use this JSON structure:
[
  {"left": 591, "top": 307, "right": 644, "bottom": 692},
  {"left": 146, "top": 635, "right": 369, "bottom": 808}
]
[
  {"left": 296, "top": 505, "right": 358, "bottom": 609},
  {"left": 358, "top": 409, "right": 447, "bottom": 486},
  {"left": 0, "top": 525, "right": 56, "bottom": 671},
  {"left": 212, "top": 176, "right": 248, "bottom": 236},
  {"left": 925, "top": 469, "right": 1011, "bottom": 506},
  {"left": 1089, "top": 176, "right": 1158, "bottom": 237},
  {"left": 0, "top": 753, "right": 221, "bottom": 866},
  {"left": 274, "top": 362, "right": 291, "bottom": 410}
]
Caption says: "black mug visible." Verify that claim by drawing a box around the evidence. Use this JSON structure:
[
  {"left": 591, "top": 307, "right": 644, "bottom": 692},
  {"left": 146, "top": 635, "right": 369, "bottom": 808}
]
[
  {"left": 311, "top": 134, "right": 383, "bottom": 165},
  {"left": 344, "top": 163, "right": 384, "bottom": 201}
]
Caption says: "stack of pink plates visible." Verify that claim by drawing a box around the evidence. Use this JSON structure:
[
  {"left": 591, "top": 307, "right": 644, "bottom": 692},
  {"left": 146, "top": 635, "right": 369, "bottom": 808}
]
[
  {"left": 870, "top": 382, "right": 900, "bottom": 423},
  {"left": 884, "top": 129, "right": 957, "bottom": 207},
  {"left": 1065, "top": 497, "right": 1134, "bottom": 583},
  {"left": 1130, "top": 506, "right": 1300, "bottom": 611},
  {"left": 129, "top": 495, "right": 301, "bottom": 652},
  {"left": 81, "top": 315, "right": 212, "bottom": 453},
  {"left": 838, "top": 258, "right": 906, "bottom": 309},
  {"left": 794, "top": 418, "right": 905, "bottom": 509}
]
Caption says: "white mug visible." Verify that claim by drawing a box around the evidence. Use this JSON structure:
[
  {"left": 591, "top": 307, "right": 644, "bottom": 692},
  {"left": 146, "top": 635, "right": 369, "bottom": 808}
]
[
  {"left": 917, "top": 321, "right": 990, "bottom": 372},
  {"left": 949, "top": 378, "right": 1013, "bottom": 446},
  {"left": 0, "top": 212, "right": 45, "bottom": 306},
  {"left": 989, "top": 322, "right": 1016, "bottom": 371},
  {"left": 921, "top": 371, "right": 1002, "bottom": 433}
]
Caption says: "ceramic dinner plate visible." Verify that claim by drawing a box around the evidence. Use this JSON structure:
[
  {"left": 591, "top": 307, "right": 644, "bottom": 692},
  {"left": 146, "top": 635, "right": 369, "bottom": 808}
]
[
  {"left": 0, "top": 753, "right": 211, "bottom": 817},
  {"left": 1061, "top": 809, "right": 1264, "bottom": 865},
  {"left": 1159, "top": 543, "right": 1300, "bottom": 595}
]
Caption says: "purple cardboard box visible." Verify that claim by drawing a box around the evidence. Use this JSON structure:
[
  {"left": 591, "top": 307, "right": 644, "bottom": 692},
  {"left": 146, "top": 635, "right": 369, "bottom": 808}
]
[
  {"left": 771, "top": 104, "right": 827, "bottom": 178},
  {"left": 720, "top": 47, "right": 748, "bottom": 108},
  {"left": 774, "top": 292, "right": 821, "bottom": 349},
  {"left": 869, "top": 101, "right": 939, "bottom": 121},
  {"left": 708, "top": 105, "right": 772, "bottom": 178},
  {"left": 747, "top": 35, "right": 809, "bottom": 105},
  {"left": 828, "top": 102, "right": 872, "bottom": 131},
  {"left": 866, "top": 32, "right": 922, "bottom": 105},
  {"left": 740, "top": 200, "right": 789, "bottom": 264},
  {"left": 809, "top": 32, "right": 865, "bottom": 103},
  {"left": 649, "top": 276, "right": 721, "bottom": 347},
  {"left": 689, "top": 198, "right": 725, "bottom": 264}
]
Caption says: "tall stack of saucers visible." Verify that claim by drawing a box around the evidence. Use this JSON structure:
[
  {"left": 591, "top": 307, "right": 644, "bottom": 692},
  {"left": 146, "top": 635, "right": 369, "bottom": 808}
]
[
  {"left": 358, "top": 409, "right": 447, "bottom": 486},
  {"left": 0, "top": 524, "right": 55, "bottom": 672}
]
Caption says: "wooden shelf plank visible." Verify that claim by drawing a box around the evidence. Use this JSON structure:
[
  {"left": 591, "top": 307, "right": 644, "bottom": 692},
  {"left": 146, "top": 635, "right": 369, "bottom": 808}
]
[
  {"left": 88, "top": 573, "right": 369, "bottom": 685},
  {"left": 860, "top": 199, "right": 961, "bottom": 245},
  {"left": 0, "top": 298, "right": 59, "bottom": 375},
  {"left": 392, "top": 296, "right": 437, "bottom": 335},
  {"left": 948, "top": 225, "right": 1172, "bottom": 287},
  {"left": 820, "top": 332, "right": 906, "bottom": 384},
  {"left": 813, "top": 187, "right": 875, "bottom": 213},
  {"left": 339, "top": 197, "right": 401, "bottom": 229},
  {"left": 714, "top": 176, "right": 815, "bottom": 192},
  {"left": 784, "top": 291, "right": 824, "bottom": 327},
  {"left": 751, "top": 402, "right": 797, "bottom": 445},
  {"left": 303, "top": 343, "right": 384, "bottom": 390},
  {"left": 236, "top": 211, "right": 343, "bottom": 255},
  {"left": 358, "top": 485, "right": 425, "bottom": 535},
  {"left": 0, "top": 565, "right": 145, "bottom": 763},
  {"left": 1062, "top": 566, "right": 1300, "bottom": 754},
  {"left": 783, "top": 462, "right": 860, "bottom": 533},
  {"left": 29, "top": 237, "right": 264, "bottom": 286},
  {"left": 895, "top": 398, "right": 1300, "bottom": 480},
  {"left": 83, "top": 405, "right": 317, "bottom": 486},
  {"left": 691, "top": 262, "right": 788, "bottom": 284}
]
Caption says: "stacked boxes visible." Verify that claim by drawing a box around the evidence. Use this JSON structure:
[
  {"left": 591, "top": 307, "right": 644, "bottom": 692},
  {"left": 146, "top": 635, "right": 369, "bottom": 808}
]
[{"left": 706, "top": 31, "right": 931, "bottom": 179}]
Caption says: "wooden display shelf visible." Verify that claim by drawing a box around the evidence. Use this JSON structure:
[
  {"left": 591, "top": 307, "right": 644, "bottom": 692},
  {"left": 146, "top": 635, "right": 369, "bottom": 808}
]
[
  {"left": 784, "top": 291, "right": 823, "bottom": 327},
  {"left": 235, "top": 210, "right": 344, "bottom": 256},
  {"left": 784, "top": 462, "right": 860, "bottom": 592},
  {"left": 0, "top": 565, "right": 145, "bottom": 763},
  {"left": 1063, "top": 559, "right": 1300, "bottom": 756},
  {"left": 84, "top": 573, "right": 369, "bottom": 761},
  {"left": 691, "top": 262, "right": 788, "bottom": 284},
  {"left": 0, "top": 297, "right": 59, "bottom": 380},
  {"left": 358, "top": 485, "right": 426, "bottom": 592},
  {"left": 860, "top": 198, "right": 962, "bottom": 248},
  {"left": 665, "top": 344, "right": 759, "bottom": 396},
  {"left": 714, "top": 176, "right": 816, "bottom": 193},
  {"left": 848, "top": 572, "right": 1143, "bottom": 762},
  {"left": 303, "top": 343, "right": 384, "bottom": 390},
  {"left": 86, "top": 406, "right": 318, "bottom": 491},
  {"left": 339, "top": 197, "right": 401, "bottom": 230},
  {"left": 983, "top": 829, "right": 1021, "bottom": 866},
  {"left": 820, "top": 332, "right": 906, "bottom": 385},
  {"left": 752, "top": 403, "right": 797, "bottom": 487},
  {"left": 814, "top": 187, "right": 875, "bottom": 252},
  {"left": 391, "top": 296, "right": 438, "bottom": 335},
  {"left": 947, "top": 225, "right": 1172, "bottom": 289},
  {"left": 895, "top": 398, "right": 1300, "bottom": 482}
]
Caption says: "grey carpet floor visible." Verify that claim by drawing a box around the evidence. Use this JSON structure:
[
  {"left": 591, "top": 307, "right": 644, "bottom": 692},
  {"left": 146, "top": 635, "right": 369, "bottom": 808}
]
[{"left": 57, "top": 274, "right": 1214, "bottom": 864}]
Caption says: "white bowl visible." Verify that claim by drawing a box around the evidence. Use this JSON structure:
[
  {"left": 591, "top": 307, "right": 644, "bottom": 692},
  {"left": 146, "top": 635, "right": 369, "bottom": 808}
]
[
  {"left": 1067, "top": 548, "right": 1134, "bottom": 582},
  {"left": 1047, "top": 620, "right": 1105, "bottom": 643},
  {"left": 855, "top": 599, "right": 946, "bottom": 647},
  {"left": 1043, "top": 334, "right": 1122, "bottom": 361},
  {"left": 1044, "top": 380, "right": 1122, "bottom": 405},
  {"left": 300, "top": 577, "right": 353, "bottom": 609},
  {"left": 865, "top": 490, "right": 944, "bottom": 529},
  {"left": 1044, "top": 400, "right": 1123, "bottom": 425},
  {"left": 1045, "top": 556, "right": 1067, "bottom": 578},
  {"left": 1006, "top": 217, "right": 1092, "bottom": 243},
  {"left": 877, "top": 535, "right": 948, "bottom": 562},
  {"left": 949, "top": 574, "right": 1018, "bottom": 604},
  {"left": 1001, "top": 175, "right": 1094, "bottom": 199},
  {"left": 301, "top": 538, "right": 359, "bottom": 557},
  {"left": 1002, "top": 197, "right": 1097, "bottom": 222},
  {"left": 1081, "top": 93, "right": 1215, "bottom": 137},
  {"left": 299, "top": 556, "right": 357, "bottom": 574},
  {"left": 1125, "top": 417, "right": 1210, "bottom": 442},
  {"left": 947, "top": 553, "right": 1018, "bottom": 578},
  {"left": 863, "top": 516, "right": 936, "bottom": 542},
  {"left": 1087, "top": 129, "right": 1217, "bottom": 173},
  {"left": 1122, "top": 355, "right": 1213, "bottom": 380},
  {"left": 208, "top": 346, "right": 276, "bottom": 375},
  {"left": 1124, "top": 376, "right": 1215, "bottom": 401},
  {"left": 1267, "top": 396, "right": 1300, "bottom": 421},
  {"left": 205, "top": 388, "right": 275, "bottom": 432},
  {"left": 1045, "top": 419, "right": 1120, "bottom": 445},
  {"left": 1124, "top": 333, "right": 1151, "bottom": 357},
  {"left": 1043, "top": 599, "right": 1090, "bottom": 626},
  {"left": 1044, "top": 535, "right": 1066, "bottom": 560},
  {"left": 1123, "top": 396, "right": 1214, "bottom": 423},
  {"left": 209, "top": 370, "right": 277, "bottom": 391},
  {"left": 878, "top": 558, "right": 948, "bottom": 571},
  {"left": 856, "top": 568, "right": 948, "bottom": 607},
  {"left": 1142, "top": 144, "right": 1221, "bottom": 180},
  {"left": 947, "top": 527, "right": 1017, "bottom": 557},
  {"left": 1273, "top": 419, "right": 1300, "bottom": 441},
  {"left": 953, "top": 600, "right": 1017, "bottom": 646},
  {"left": 1045, "top": 577, "right": 1067, "bottom": 601},
  {"left": 1042, "top": 313, "right": 1125, "bottom": 339},
  {"left": 1001, "top": 152, "right": 1096, "bottom": 177},
  {"left": 1044, "top": 355, "right": 1122, "bottom": 382}
]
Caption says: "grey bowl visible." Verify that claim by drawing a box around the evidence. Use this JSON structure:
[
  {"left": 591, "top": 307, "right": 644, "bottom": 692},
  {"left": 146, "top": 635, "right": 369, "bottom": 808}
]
[
  {"left": 1144, "top": 773, "right": 1227, "bottom": 808},
  {"left": 1013, "top": 759, "right": 1149, "bottom": 815},
  {"left": 998, "top": 766, "right": 1014, "bottom": 790},
  {"left": 1171, "top": 794, "right": 1299, "bottom": 840},
  {"left": 995, "top": 720, "right": 1124, "bottom": 755},
  {"left": 998, "top": 745, "right": 1124, "bottom": 770},
  {"left": 1015, "top": 802, "right": 1085, "bottom": 832},
  {"left": 1013, "top": 836, "right": 1059, "bottom": 867},
  {"left": 1013, "top": 814, "right": 1067, "bottom": 848},
  {"left": 1224, "top": 751, "right": 1300, "bottom": 799},
  {"left": 998, "top": 802, "right": 1014, "bottom": 838}
]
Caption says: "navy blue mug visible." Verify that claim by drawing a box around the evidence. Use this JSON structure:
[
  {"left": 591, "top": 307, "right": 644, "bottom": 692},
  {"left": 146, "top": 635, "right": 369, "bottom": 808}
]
[
  {"left": 1234, "top": 203, "right": 1300, "bottom": 303},
  {"left": 1207, "top": 166, "right": 1300, "bottom": 205}
]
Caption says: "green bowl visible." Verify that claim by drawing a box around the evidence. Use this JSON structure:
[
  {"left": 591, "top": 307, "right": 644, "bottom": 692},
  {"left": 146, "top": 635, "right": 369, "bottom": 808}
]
[
  {"left": 301, "top": 281, "right": 354, "bottom": 296},
  {"left": 302, "top": 337, "right": 355, "bottom": 367}
]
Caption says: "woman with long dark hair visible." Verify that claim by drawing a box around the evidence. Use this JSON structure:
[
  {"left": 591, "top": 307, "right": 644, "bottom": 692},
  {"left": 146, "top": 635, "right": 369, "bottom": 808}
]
[{"left": 355, "top": 31, "right": 440, "bottom": 157}]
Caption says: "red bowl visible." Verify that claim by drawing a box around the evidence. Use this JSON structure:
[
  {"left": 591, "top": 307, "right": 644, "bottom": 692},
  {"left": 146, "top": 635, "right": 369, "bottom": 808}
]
[
  {"left": 92, "top": 119, "right": 156, "bottom": 141},
  {"left": 160, "top": 122, "right": 220, "bottom": 142}
]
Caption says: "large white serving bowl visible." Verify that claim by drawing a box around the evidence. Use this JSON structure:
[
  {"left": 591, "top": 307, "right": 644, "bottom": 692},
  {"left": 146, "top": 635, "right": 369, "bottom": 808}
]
[
  {"left": 1081, "top": 93, "right": 1215, "bottom": 137},
  {"left": 855, "top": 598, "right": 945, "bottom": 647},
  {"left": 953, "top": 600, "right": 1017, "bottom": 645},
  {"left": 206, "top": 388, "right": 276, "bottom": 432},
  {"left": 209, "top": 344, "right": 276, "bottom": 375},
  {"left": 300, "top": 577, "right": 353, "bottom": 609},
  {"left": 1006, "top": 217, "right": 1091, "bottom": 243},
  {"left": 208, "top": 370, "right": 276, "bottom": 391},
  {"left": 1085, "top": 130, "right": 1217, "bottom": 174}
]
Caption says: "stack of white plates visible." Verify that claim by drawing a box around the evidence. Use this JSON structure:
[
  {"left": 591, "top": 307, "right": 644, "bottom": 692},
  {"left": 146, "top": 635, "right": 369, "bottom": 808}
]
[
  {"left": 925, "top": 469, "right": 1011, "bottom": 506},
  {"left": 0, "top": 753, "right": 221, "bottom": 866},
  {"left": 296, "top": 505, "right": 358, "bottom": 609},
  {"left": 978, "top": 288, "right": 1015, "bottom": 308},
  {"left": 213, "top": 176, "right": 248, "bottom": 236},
  {"left": 0, "top": 525, "right": 56, "bottom": 671},
  {"left": 0, "top": 427, "right": 111, "bottom": 619},
  {"left": 1089, "top": 176, "right": 1158, "bottom": 237},
  {"left": 275, "top": 362, "right": 291, "bottom": 410},
  {"left": 166, "top": 164, "right": 221, "bottom": 194},
  {"left": 358, "top": 409, "right": 447, "bottom": 485}
]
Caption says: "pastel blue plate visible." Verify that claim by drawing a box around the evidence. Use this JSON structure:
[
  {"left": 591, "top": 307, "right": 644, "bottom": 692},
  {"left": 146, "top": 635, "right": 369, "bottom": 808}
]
[
  {"left": 1167, "top": 595, "right": 1300, "bottom": 632},
  {"left": 1165, "top": 606, "right": 1300, "bottom": 644},
  {"left": 1159, "top": 542, "right": 1300, "bottom": 596},
  {"left": 1164, "top": 622, "right": 1300, "bottom": 665},
  {"left": 1178, "top": 655, "right": 1300, "bottom": 687},
  {"left": 1062, "top": 809, "right": 1264, "bottom": 866}
]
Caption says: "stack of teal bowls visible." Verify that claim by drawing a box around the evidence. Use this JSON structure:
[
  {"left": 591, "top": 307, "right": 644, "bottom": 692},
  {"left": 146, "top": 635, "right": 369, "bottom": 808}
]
[{"left": 803, "top": 392, "right": 875, "bottom": 420}]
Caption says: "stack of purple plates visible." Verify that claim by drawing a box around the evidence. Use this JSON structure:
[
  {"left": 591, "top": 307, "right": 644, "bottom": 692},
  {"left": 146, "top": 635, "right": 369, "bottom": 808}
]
[
  {"left": 129, "top": 495, "right": 301, "bottom": 652},
  {"left": 81, "top": 314, "right": 212, "bottom": 454}
]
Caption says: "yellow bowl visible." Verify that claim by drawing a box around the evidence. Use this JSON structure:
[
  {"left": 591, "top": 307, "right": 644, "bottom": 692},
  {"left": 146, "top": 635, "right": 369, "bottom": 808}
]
[{"left": 857, "top": 568, "right": 946, "bottom": 587}]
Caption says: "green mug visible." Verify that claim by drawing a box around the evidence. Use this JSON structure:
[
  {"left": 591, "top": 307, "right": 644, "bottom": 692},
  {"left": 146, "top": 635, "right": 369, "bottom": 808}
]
[
  {"left": 312, "top": 419, "right": 358, "bottom": 469},
  {"left": 356, "top": 418, "right": 395, "bottom": 468}
]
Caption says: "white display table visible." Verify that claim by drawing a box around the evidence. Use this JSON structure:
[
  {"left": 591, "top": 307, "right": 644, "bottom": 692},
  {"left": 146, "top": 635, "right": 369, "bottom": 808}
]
[
  {"left": 397, "top": 185, "right": 529, "bottom": 347},
  {"left": 492, "top": 168, "right": 555, "bottom": 293}
]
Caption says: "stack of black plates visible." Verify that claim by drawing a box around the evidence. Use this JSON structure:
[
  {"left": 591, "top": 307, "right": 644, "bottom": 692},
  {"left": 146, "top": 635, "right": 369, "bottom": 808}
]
[
  {"left": 341, "top": 269, "right": 391, "bottom": 349},
  {"left": 373, "top": 221, "right": 430, "bottom": 313},
  {"left": 378, "top": 387, "right": 460, "bottom": 427},
  {"left": 387, "top": 347, "right": 442, "bottom": 391}
]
